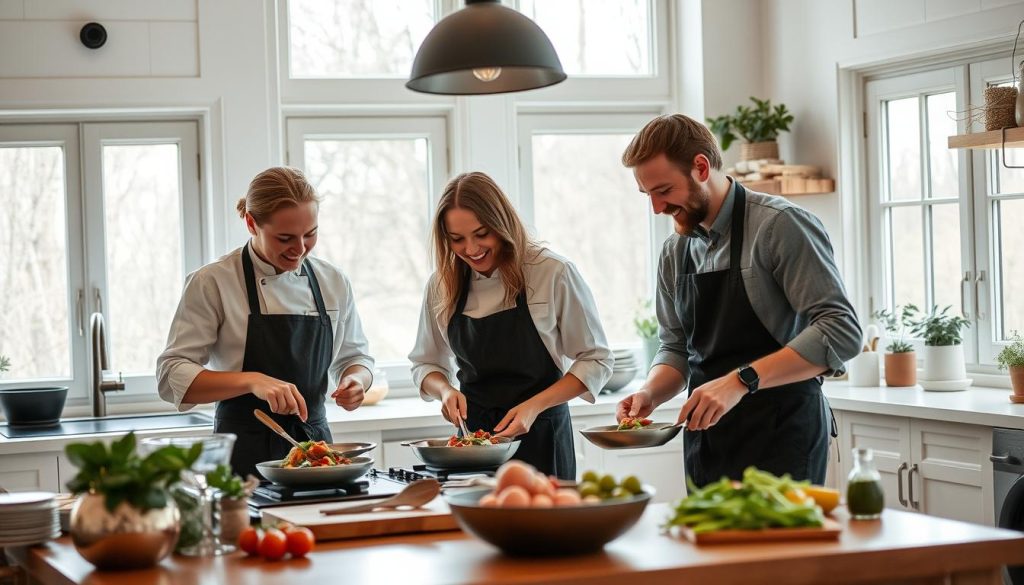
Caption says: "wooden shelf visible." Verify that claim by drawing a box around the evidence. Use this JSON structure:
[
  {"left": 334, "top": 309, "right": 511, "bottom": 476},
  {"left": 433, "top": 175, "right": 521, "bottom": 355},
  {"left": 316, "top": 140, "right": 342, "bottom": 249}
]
[
  {"left": 744, "top": 177, "right": 835, "bottom": 196},
  {"left": 947, "top": 126, "right": 1024, "bottom": 149}
]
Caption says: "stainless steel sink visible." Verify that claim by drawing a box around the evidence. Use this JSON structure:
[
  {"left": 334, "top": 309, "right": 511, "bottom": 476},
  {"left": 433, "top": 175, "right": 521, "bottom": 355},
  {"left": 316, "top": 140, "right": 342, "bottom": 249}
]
[{"left": 0, "top": 412, "right": 214, "bottom": 439}]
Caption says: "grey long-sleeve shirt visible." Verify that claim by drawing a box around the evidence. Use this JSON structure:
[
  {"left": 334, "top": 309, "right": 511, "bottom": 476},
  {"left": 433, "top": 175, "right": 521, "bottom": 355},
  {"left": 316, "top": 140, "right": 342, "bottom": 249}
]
[{"left": 653, "top": 179, "right": 862, "bottom": 384}]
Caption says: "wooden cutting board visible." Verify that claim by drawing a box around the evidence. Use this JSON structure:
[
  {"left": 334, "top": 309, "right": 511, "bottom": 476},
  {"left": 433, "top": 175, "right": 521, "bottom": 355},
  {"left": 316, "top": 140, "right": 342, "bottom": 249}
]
[
  {"left": 261, "top": 497, "right": 460, "bottom": 541},
  {"left": 677, "top": 518, "right": 842, "bottom": 544}
]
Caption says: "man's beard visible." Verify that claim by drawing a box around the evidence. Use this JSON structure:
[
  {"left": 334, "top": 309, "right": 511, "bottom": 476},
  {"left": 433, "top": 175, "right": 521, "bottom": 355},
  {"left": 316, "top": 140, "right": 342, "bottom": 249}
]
[{"left": 668, "top": 177, "right": 710, "bottom": 236}]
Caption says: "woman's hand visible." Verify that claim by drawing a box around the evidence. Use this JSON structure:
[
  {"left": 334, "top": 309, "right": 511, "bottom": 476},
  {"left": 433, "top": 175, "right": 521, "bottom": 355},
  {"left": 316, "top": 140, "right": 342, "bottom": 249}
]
[
  {"left": 493, "top": 399, "right": 544, "bottom": 438},
  {"left": 248, "top": 373, "right": 308, "bottom": 421},
  {"left": 331, "top": 375, "right": 365, "bottom": 411},
  {"left": 439, "top": 386, "right": 467, "bottom": 427}
]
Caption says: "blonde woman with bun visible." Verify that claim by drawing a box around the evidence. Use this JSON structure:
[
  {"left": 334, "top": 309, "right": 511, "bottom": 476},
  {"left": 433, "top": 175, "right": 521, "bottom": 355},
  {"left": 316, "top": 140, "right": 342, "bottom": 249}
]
[
  {"left": 157, "top": 166, "right": 374, "bottom": 476},
  {"left": 409, "top": 172, "right": 612, "bottom": 480}
]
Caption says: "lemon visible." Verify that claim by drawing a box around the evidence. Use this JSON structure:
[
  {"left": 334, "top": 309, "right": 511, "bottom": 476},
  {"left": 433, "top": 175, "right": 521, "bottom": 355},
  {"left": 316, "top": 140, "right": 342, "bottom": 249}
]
[{"left": 803, "top": 486, "right": 841, "bottom": 514}]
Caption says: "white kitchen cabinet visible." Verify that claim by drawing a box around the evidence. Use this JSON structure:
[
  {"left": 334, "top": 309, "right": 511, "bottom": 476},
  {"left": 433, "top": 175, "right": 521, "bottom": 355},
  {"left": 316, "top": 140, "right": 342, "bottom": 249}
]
[
  {"left": 0, "top": 452, "right": 61, "bottom": 492},
  {"left": 839, "top": 411, "right": 993, "bottom": 525}
]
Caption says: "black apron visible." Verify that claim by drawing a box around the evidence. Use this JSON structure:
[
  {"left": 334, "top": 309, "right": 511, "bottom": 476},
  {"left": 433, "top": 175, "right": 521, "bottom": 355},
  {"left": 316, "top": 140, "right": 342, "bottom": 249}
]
[
  {"left": 678, "top": 183, "right": 832, "bottom": 488},
  {"left": 448, "top": 275, "right": 575, "bottom": 480},
  {"left": 214, "top": 243, "right": 334, "bottom": 478}
]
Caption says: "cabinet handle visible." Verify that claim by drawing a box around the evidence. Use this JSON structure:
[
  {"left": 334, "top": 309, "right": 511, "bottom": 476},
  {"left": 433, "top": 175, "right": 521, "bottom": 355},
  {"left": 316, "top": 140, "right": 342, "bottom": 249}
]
[
  {"left": 960, "top": 272, "right": 971, "bottom": 318},
  {"left": 75, "top": 289, "right": 85, "bottom": 336},
  {"left": 908, "top": 463, "right": 920, "bottom": 511},
  {"left": 990, "top": 453, "right": 1021, "bottom": 465},
  {"left": 974, "top": 271, "right": 986, "bottom": 321},
  {"left": 896, "top": 462, "right": 908, "bottom": 508}
]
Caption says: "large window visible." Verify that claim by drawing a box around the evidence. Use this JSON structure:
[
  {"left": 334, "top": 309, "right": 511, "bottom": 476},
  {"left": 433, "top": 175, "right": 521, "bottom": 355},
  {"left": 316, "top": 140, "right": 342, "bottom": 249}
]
[
  {"left": 518, "top": 113, "right": 661, "bottom": 346},
  {"left": 866, "top": 59, "right": 1024, "bottom": 368},
  {"left": 0, "top": 122, "right": 202, "bottom": 401},
  {"left": 286, "top": 117, "right": 448, "bottom": 383}
]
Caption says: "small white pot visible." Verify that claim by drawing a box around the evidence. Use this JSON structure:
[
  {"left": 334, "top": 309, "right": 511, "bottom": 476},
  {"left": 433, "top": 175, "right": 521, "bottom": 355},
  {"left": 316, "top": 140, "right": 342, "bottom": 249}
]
[
  {"left": 920, "top": 344, "right": 967, "bottom": 382},
  {"left": 847, "top": 352, "right": 880, "bottom": 387}
]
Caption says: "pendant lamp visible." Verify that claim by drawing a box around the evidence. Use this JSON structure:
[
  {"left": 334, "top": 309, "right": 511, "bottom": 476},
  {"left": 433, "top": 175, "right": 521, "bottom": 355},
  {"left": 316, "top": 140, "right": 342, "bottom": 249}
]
[{"left": 406, "top": 0, "right": 566, "bottom": 95}]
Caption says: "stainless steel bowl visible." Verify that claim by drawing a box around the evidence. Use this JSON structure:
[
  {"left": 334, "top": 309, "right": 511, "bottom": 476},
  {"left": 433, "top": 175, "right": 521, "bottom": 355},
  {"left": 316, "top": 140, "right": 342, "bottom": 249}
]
[
  {"left": 255, "top": 456, "right": 374, "bottom": 487},
  {"left": 403, "top": 437, "right": 520, "bottom": 469},
  {"left": 446, "top": 488, "right": 651, "bottom": 556},
  {"left": 329, "top": 442, "right": 377, "bottom": 458},
  {"left": 579, "top": 423, "right": 683, "bottom": 449}
]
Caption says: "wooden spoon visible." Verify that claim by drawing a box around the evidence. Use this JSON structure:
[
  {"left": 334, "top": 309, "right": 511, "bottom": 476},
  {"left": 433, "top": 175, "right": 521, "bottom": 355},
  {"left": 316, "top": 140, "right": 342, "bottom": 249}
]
[
  {"left": 319, "top": 479, "right": 441, "bottom": 515},
  {"left": 254, "top": 408, "right": 306, "bottom": 452}
]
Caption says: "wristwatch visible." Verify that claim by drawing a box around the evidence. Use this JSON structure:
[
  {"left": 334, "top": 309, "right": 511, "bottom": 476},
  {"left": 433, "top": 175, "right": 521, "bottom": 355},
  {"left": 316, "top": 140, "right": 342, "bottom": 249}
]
[{"left": 737, "top": 365, "right": 759, "bottom": 394}]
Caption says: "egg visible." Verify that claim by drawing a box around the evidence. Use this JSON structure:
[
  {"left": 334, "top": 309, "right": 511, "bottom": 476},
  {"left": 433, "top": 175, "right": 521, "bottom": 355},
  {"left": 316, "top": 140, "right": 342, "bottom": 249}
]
[
  {"left": 497, "top": 485, "right": 531, "bottom": 507},
  {"left": 495, "top": 461, "right": 537, "bottom": 493},
  {"left": 531, "top": 493, "right": 554, "bottom": 507},
  {"left": 531, "top": 472, "right": 556, "bottom": 497},
  {"left": 479, "top": 493, "right": 499, "bottom": 507},
  {"left": 553, "top": 489, "right": 582, "bottom": 507}
]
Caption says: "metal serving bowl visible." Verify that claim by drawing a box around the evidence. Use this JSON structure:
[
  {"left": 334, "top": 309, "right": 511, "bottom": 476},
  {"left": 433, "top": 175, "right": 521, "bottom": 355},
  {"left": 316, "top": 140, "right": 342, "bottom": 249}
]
[
  {"left": 579, "top": 423, "right": 683, "bottom": 449},
  {"left": 329, "top": 442, "right": 377, "bottom": 458},
  {"left": 402, "top": 437, "right": 520, "bottom": 469},
  {"left": 255, "top": 456, "right": 374, "bottom": 487},
  {"left": 446, "top": 488, "right": 651, "bottom": 556}
]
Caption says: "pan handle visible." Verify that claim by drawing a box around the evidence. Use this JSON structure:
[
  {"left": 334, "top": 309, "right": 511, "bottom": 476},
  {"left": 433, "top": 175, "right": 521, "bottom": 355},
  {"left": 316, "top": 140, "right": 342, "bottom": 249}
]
[{"left": 400, "top": 440, "right": 417, "bottom": 447}]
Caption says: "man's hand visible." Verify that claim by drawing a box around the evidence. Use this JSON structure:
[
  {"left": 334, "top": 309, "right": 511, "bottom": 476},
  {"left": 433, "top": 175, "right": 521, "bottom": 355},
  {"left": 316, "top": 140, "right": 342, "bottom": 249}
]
[
  {"left": 248, "top": 373, "right": 308, "bottom": 421},
  {"left": 493, "top": 400, "right": 544, "bottom": 438},
  {"left": 439, "top": 386, "right": 467, "bottom": 427},
  {"left": 331, "top": 375, "right": 365, "bottom": 411},
  {"left": 678, "top": 373, "right": 747, "bottom": 430},
  {"left": 616, "top": 389, "right": 655, "bottom": 422}
]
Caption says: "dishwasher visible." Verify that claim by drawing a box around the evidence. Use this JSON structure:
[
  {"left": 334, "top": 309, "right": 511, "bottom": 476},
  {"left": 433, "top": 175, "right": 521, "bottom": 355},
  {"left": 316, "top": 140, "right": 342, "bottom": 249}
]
[{"left": 992, "top": 428, "right": 1024, "bottom": 585}]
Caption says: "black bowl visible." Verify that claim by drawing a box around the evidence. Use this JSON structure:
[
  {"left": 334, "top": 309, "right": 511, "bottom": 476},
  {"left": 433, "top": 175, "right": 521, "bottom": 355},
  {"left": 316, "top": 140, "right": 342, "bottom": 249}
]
[
  {"left": 0, "top": 386, "right": 69, "bottom": 427},
  {"left": 445, "top": 488, "right": 651, "bottom": 556}
]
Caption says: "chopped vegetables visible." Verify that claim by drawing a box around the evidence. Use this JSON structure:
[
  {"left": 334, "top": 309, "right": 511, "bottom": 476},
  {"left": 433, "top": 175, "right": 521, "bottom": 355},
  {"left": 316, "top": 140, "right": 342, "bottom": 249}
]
[
  {"left": 665, "top": 467, "right": 825, "bottom": 533},
  {"left": 447, "top": 429, "right": 500, "bottom": 447},
  {"left": 282, "top": 440, "right": 351, "bottom": 468},
  {"left": 616, "top": 417, "right": 653, "bottom": 431}
]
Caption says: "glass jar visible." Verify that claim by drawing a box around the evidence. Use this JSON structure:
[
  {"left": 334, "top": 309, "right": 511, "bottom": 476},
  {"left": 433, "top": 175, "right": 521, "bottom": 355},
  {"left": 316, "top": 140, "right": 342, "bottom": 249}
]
[{"left": 846, "top": 447, "right": 885, "bottom": 520}]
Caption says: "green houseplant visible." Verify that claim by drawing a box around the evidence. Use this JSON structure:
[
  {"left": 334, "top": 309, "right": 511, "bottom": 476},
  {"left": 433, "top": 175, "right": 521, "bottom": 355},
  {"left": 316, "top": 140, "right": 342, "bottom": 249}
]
[
  {"left": 173, "top": 464, "right": 255, "bottom": 549},
  {"left": 909, "top": 305, "right": 970, "bottom": 387},
  {"left": 65, "top": 432, "right": 201, "bottom": 569},
  {"left": 0, "top": 355, "right": 10, "bottom": 373},
  {"left": 634, "top": 300, "right": 659, "bottom": 368},
  {"left": 707, "top": 97, "right": 794, "bottom": 161},
  {"left": 872, "top": 306, "right": 917, "bottom": 387},
  {"left": 997, "top": 331, "right": 1024, "bottom": 397}
]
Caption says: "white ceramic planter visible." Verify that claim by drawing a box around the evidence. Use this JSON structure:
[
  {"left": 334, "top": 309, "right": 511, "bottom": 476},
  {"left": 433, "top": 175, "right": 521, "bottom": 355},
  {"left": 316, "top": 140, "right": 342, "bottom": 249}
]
[
  {"left": 920, "top": 344, "right": 967, "bottom": 382},
  {"left": 848, "top": 352, "right": 880, "bottom": 387}
]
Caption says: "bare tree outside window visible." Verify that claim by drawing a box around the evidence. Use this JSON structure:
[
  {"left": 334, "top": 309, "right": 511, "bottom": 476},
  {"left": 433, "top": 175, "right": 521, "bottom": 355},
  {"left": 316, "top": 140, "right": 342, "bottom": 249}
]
[
  {"left": 0, "top": 146, "right": 71, "bottom": 380},
  {"left": 519, "top": 0, "right": 652, "bottom": 76},
  {"left": 288, "top": 0, "right": 434, "bottom": 78},
  {"left": 304, "top": 139, "right": 432, "bottom": 361}
]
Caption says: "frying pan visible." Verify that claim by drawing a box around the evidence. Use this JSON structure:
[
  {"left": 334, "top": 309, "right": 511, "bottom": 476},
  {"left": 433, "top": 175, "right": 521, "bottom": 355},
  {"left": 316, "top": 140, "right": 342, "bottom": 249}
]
[{"left": 402, "top": 436, "right": 520, "bottom": 469}]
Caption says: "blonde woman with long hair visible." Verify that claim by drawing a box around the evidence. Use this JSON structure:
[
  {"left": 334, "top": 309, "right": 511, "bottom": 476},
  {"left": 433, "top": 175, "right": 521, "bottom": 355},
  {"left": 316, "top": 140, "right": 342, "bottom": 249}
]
[
  {"left": 409, "top": 172, "right": 612, "bottom": 479},
  {"left": 157, "top": 167, "right": 374, "bottom": 477}
]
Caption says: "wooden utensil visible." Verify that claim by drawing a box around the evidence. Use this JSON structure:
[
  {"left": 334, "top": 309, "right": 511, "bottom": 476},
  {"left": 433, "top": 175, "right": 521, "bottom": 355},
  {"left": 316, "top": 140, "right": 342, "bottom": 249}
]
[
  {"left": 320, "top": 479, "right": 441, "bottom": 515},
  {"left": 254, "top": 408, "right": 305, "bottom": 451}
]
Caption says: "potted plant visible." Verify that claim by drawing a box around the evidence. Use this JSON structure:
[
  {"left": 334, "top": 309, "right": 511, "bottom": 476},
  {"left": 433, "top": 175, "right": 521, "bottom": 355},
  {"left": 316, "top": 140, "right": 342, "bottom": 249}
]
[
  {"left": 909, "top": 305, "right": 970, "bottom": 385},
  {"left": 997, "top": 331, "right": 1024, "bottom": 399},
  {"left": 634, "top": 300, "right": 659, "bottom": 369},
  {"left": 872, "top": 306, "right": 917, "bottom": 387},
  {"left": 0, "top": 354, "right": 9, "bottom": 379},
  {"left": 707, "top": 97, "right": 794, "bottom": 161},
  {"left": 65, "top": 432, "right": 201, "bottom": 570}
]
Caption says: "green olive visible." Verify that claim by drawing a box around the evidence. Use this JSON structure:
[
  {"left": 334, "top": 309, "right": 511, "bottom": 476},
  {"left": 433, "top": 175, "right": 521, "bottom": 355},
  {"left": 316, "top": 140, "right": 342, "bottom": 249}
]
[
  {"left": 622, "top": 475, "right": 643, "bottom": 495},
  {"left": 598, "top": 474, "right": 618, "bottom": 493},
  {"left": 580, "top": 470, "right": 599, "bottom": 484},
  {"left": 578, "top": 481, "right": 601, "bottom": 498}
]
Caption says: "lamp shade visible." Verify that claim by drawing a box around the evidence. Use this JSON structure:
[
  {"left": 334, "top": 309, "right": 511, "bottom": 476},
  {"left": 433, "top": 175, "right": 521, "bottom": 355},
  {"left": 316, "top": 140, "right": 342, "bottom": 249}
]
[{"left": 406, "top": 0, "right": 566, "bottom": 95}]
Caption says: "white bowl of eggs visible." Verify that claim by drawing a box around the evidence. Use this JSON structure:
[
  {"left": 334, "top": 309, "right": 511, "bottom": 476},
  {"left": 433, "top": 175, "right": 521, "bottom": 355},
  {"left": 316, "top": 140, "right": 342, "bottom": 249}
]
[{"left": 444, "top": 461, "right": 651, "bottom": 556}]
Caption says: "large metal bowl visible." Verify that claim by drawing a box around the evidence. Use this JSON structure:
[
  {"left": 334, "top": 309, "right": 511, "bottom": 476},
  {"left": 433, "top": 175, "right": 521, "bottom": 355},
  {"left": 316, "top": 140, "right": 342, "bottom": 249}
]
[
  {"left": 255, "top": 456, "right": 374, "bottom": 487},
  {"left": 579, "top": 423, "right": 682, "bottom": 449},
  {"left": 446, "top": 488, "right": 651, "bottom": 556},
  {"left": 403, "top": 437, "right": 520, "bottom": 469}
]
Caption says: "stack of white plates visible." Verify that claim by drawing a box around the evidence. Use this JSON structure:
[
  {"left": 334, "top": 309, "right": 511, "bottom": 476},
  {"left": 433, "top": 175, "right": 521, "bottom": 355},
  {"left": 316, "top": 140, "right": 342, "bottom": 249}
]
[
  {"left": 604, "top": 350, "right": 641, "bottom": 393},
  {"left": 0, "top": 491, "right": 60, "bottom": 547}
]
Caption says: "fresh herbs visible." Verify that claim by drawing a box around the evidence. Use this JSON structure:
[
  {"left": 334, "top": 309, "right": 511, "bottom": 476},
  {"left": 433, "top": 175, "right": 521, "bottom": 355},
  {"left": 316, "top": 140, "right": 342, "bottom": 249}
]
[
  {"left": 206, "top": 464, "right": 246, "bottom": 499},
  {"left": 997, "top": 331, "right": 1024, "bottom": 370},
  {"left": 0, "top": 355, "right": 9, "bottom": 372},
  {"left": 909, "top": 305, "right": 970, "bottom": 347},
  {"left": 65, "top": 432, "right": 201, "bottom": 512},
  {"left": 665, "top": 467, "right": 824, "bottom": 533},
  {"left": 707, "top": 97, "right": 794, "bottom": 151},
  {"left": 872, "top": 305, "right": 917, "bottom": 353}
]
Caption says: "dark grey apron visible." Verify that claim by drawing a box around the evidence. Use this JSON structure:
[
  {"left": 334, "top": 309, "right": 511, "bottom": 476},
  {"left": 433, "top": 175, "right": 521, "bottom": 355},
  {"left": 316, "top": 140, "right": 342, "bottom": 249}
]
[
  {"left": 448, "top": 271, "right": 574, "bottom": 480},
  {"left": 214, "top": 243, "right": 334, "bottom": 478},
  {"left": 678, "top": 183, "right": 833, "bottom": 488}
]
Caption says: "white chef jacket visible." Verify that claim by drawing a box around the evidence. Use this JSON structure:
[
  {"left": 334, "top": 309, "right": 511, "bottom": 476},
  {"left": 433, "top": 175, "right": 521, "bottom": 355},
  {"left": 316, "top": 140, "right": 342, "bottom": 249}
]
[
  {"left": 156, "top": 244, "right": 375, "bottom": 412},
  {"left": 409, "top": 247, "right": 612, "bottom": 403}
]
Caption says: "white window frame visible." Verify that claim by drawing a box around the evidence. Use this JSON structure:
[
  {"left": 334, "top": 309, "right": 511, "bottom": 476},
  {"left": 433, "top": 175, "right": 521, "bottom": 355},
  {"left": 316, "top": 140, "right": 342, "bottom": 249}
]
[{"left": 284, "top": 115, "right": 449, "bottom": 391}]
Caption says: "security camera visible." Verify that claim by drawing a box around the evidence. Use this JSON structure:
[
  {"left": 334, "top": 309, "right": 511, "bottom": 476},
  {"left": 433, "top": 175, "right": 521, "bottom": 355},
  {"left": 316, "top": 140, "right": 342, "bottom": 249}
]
[{"left": 80, "top": 22, "right": 106, "bottom": 49}]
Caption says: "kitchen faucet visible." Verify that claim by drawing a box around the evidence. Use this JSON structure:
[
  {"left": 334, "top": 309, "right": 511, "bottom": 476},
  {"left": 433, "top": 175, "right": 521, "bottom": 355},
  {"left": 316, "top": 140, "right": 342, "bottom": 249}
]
[{"left": 90, "top": 312, "right": 124, "bottom": 417}]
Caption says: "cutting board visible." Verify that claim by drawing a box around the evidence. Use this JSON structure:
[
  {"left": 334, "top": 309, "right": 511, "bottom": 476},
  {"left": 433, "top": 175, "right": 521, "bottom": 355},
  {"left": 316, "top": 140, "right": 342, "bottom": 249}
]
[
  {"left": 261, "top": 497, "right": 460, "bottom": 541},
  {"left": 677, "top": 518, "right": 842, "bottom": 544}
]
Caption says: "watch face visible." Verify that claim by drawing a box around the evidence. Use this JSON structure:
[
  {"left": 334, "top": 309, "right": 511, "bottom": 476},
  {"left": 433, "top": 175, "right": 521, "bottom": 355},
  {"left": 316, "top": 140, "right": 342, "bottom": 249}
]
[{"left": 739, "top": 367, "right": 757, "bottom": 385}]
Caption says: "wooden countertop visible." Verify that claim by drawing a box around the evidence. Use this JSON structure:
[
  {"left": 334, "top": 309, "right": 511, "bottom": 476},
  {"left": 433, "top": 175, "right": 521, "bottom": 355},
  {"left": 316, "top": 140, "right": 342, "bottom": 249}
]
[{"left": 11, "top": 504, "right": 1024, "bottom": 585}]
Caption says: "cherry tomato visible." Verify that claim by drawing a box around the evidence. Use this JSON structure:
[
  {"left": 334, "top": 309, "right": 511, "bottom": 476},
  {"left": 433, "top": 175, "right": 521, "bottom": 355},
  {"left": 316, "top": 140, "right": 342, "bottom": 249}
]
[
  {"left": 238, "top": 526, "right": 261, "bottom": 556},
  {"left": 258, "top": 528, "right": 288, "bottom": 561},
  {"left": 286, "top": 527, "right": 315, "bottom": 558}
]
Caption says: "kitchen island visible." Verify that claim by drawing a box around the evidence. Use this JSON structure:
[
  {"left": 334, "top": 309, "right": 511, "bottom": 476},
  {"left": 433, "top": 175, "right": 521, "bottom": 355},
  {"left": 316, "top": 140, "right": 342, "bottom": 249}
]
[{"left": 11, "top": 504, "right": 1024, "bottom": 585}]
